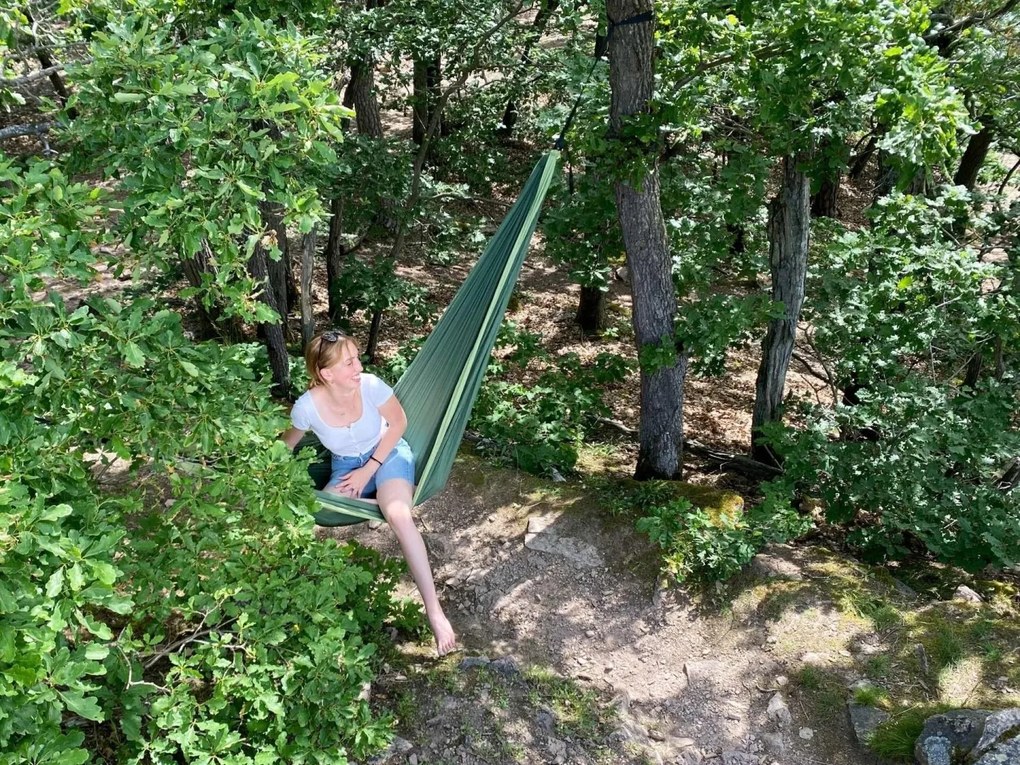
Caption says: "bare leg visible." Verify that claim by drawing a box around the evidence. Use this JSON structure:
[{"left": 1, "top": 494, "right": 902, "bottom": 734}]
[{"left": 376, "top": 479, "right": 457, "bottom": 655}]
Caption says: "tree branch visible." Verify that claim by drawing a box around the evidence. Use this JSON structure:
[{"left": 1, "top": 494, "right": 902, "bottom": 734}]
[
  {"left": 0, "top": 121, "right": 54, "bottom": 141},
  {"left": 0, "top": 63, "right": 65, "bottom": 87}
]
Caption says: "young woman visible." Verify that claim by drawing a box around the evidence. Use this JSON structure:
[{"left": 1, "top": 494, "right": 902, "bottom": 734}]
[{"left": 281, "top": 330, "right": 457, "bottom": 655}]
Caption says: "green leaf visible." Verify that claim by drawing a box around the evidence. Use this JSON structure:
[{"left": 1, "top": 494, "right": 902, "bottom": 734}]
[
  {"left": 123, "top": 342, "right": 145, "bottom": 367},
  {"left": 46, "top": 567, "right": 65, "bottom": 597},
  {"left": 112, "top": 92, "right": 146, "bottom": 103},
  {"left": 60, "top": 690, "right": 105, "bottom": 722},
  {"left": 237, "top": 180, "right": 261, "bottom": 199}
]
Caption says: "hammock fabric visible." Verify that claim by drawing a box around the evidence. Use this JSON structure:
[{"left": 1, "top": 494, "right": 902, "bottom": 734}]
[{"left": 306, "top": 151, "right": 560, "bottom": 526}]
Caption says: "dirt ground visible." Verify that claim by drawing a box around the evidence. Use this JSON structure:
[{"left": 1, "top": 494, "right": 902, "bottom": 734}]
[{"left": 324, "top": 454, "right": 876, "bottom": 765}]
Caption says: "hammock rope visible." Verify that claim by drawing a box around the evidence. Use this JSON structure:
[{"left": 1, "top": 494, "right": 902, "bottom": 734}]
[{"left": 307, "top": 151, "right": 560, "bottom": 526}]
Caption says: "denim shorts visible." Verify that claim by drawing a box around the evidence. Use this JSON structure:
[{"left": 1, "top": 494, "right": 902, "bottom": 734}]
[{"left": 328, "top": 438, "right": 415, "bottom": 498}]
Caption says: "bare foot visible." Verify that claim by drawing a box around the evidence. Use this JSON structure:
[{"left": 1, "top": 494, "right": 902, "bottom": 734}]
[{"left": 429, "top": 612, "right": 457, "bottom": 656}]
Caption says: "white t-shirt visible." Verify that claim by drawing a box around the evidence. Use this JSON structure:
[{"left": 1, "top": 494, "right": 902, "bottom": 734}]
[{"left": 291, "top": 373, "right": 394, "bottom": 456}]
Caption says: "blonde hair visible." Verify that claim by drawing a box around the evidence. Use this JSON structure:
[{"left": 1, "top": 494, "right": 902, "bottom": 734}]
[{"left": 305, "top": 331, "right": 359, "bottom": 388}]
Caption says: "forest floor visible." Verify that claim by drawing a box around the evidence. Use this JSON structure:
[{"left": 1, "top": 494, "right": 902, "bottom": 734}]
[{"left": 323, "top": 450, "right": 1020, "bottom": 765}]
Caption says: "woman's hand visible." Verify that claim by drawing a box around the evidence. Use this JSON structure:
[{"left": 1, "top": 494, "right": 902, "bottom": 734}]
[{"left": 335, "top": 465, "right": 375, "bottom": 498}]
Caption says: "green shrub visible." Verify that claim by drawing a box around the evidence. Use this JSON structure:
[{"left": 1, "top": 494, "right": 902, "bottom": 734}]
[
  {"left": 608, "top": 482, "right": 812, "bottom": 583},
  {"left": 470, "top": 322, "right": 630, "bottom": 476},
  {"left": 2, "top": 165, "right": 417, "bottom": 760}
]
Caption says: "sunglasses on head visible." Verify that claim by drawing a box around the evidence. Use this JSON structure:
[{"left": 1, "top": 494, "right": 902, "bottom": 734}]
[{"left": 321, "top": 331, "right": 346, "bottom": 344}]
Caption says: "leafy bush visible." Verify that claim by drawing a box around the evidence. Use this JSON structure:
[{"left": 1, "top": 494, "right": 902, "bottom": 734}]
[
  {"left": 1, "top": 159, "right": 416, "bottom": 764},
  {"left": 607, "top": 482, "right": 812, "bottom": 583},
  {"left": 469, "top": 322, "right": 630, "bottom": 475},
  {"left": 763, "top": 190, "right": 1020, "bottom": 571}
]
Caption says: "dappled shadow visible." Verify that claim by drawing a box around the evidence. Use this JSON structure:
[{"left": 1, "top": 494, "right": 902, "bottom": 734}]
[{"left": 316, "top": 454, "right": 901, "bottom": 764}]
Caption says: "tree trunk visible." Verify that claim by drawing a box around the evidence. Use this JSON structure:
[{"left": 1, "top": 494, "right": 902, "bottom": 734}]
[
  {"left": 499, "top": 0, "right": 560, "bottom": 136},
  {"left": 248, "top": 240, "right": 292, "bottom": 399},
  {"left": 608, "top": 0, "right": 686, "bottom": 480},
  {"left": 325, "top": 196, "right": 347, "bottom": 323},
  {"left": 997, "top": 458, "right": 1020, "bottom": 491},
  {"left": 751, "top": 155, "right": 810, "bottom": 465},
  {"left": 259, "top": 200, "right": 291, "bottom": 336},
  {"left": 300, "top": 226, "right": 316, "bottom": 349},
  {"left": 811, "top": 170, "right": 841, "bottom": 218},
  {"left": 180, "top": 244, "right": 221, "bottom": 340},
  {"left": 412, "top": 54, "right": 442, "bottom": 147},
  {"left": 849, "top": 132, "right": 878, "bottom": 182},
  {"left": 20, "top": 8, "right": 76, "bottom": 118},
  {"left": 576, "top": 285, "right": 607, "bottom": 335},
  {"left": 365, "top": 309, "right": 383, "bottom": 364},
  {"left": 953, "top": 117, "right": 995, "bottom": 190},
  {"left": 345, "top": 59, "right": 385, "bottom": 138}
]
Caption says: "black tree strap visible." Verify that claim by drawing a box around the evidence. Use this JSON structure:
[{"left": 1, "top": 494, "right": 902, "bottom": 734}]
[{"left": 609, "top": 10, "right": 654, "bottom": 30}]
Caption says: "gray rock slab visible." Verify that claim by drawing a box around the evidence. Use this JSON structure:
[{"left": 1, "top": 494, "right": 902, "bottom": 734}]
[
  {"left": 972, "top": 736, "right": 1020, "bottom": 765},
  {"left": 766, "top": 693, "right": 792, "bottom": 727},
  {"left": 916, "top": 735, "right": 953, "bottom": 765},
  {"left": 848, "top": 703, "right": 890, "bottom": 745},
  {"left": 683, "top": 660, "right": 723, "bottom": 687},
  {"left": 524, "top": 515, "right": 603, "bottom": 567},
  {"left": 953, "top": 585, "right": 983, "bottom": 603},
  {"left": 747, "top": 551, "right": 804, "bottom": 581},
  {"left": 971, "top": 708, "right": 1020, "bottom": 759},
  {"left": 915, "top": 710, "right": 990, "bottom": 764}
]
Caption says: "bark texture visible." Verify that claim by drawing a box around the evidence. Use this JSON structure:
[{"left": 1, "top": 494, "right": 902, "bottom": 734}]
[
  {"left": 248, "top": 240, "right": 292, "bottom": 399},
  {"left": 325, "top": 197, "right": 348, "bottom": 322},
  {"left": 576, "top": 285, "right": 607, "bottom": 335},
  {"left": 608, "top": 0, "right": 686, "bottom": 479},
  {"left": 953, "top": 117, "right": 995, "bottom": 190},
  {"left": 300, "top": 226, "right": 316, "bottom": 349},
  {"left": 751, "top": 155, "right": 810, "bottom": 465},
  {"left": 810, "top": 172, "right": 840, "bottom": 218},
  {"left": 412, "top": 55, "right": 442, "bottom": 146}
]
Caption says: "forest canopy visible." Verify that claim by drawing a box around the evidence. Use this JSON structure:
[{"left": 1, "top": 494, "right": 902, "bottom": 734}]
[{"left": 1, "top": 0, "right": 1018, "bottom": 762}]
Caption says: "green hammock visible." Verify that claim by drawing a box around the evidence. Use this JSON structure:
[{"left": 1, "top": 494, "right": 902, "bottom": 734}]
[{"left": 306, "top": 151, "right": 559, "bottom": 526}]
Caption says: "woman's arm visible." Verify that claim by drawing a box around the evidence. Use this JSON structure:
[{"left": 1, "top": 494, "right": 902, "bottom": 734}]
[
  {"left": 280, "top": 427, "right": 307, "bottom": 450},
  {"left": 371, "top": 394, "right": 407, "bottom": 462}
]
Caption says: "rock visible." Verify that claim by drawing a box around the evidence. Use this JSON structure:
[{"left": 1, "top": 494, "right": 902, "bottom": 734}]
[
  {"left": 892, "top": 577, "right": 919, "bottom": 599},
  {"left": 684, "top": 660, "right": 723, "bottom": 687},
  {"left": 408, "top": 755, "right": 417, "bottom": 765},
  {"left": 458, "top": 656, "right": 490, "bottom": 671},
  {"left": 489, "top": 656, "right": 521, "bottom": 677},
  {"left": 369, "top": 736, "right": 413, "bottom": 764},
  {"left": 972, "top": 736, "right": 1020, "bottom": 765},
  {"left": 971, "top": 708, "right": 1020, "bottom": 759},
  {"left": 761, "top": 732, "right": 785, "bottom": 757},
  {"left": 798, "top": 727, "right": 814, "bottom": 740},
  {"left": 915, "top": 709, "right": 991, "bottom": 765},
  {"left": 776, "top": 675, "right": 789, "bottom": 687},
  {"left": 547, "top": 736, "right": 567, "bottom": 763},
  {"left": 953, "top": 585, "right": 983, "bottom": 603},
  {"left": 801, "top": 652, "right": 828, "bottom": 666},
  {"left": 916, "top": 736, "right": 953, "bottom": 765},
  {"left": 848, "top": 703, "right": 891, "bottom": 745},
  {"left": 677, "top": 751, "right": 704, "bottom": 765},
  {"left": 722, "top": 752, "right": 760, "bottom": 765},
  {"left": 535, "top": 708, "right": 556, "bottom": 733},
  {"left": 747, "top": 550, "right": 804, "bottom": 581},
  {"left": 766, "top": 693, "right": 792, "bottom": 727},
  {"left": 524, "top": 514, "right": 604, "bottom": 567}
]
